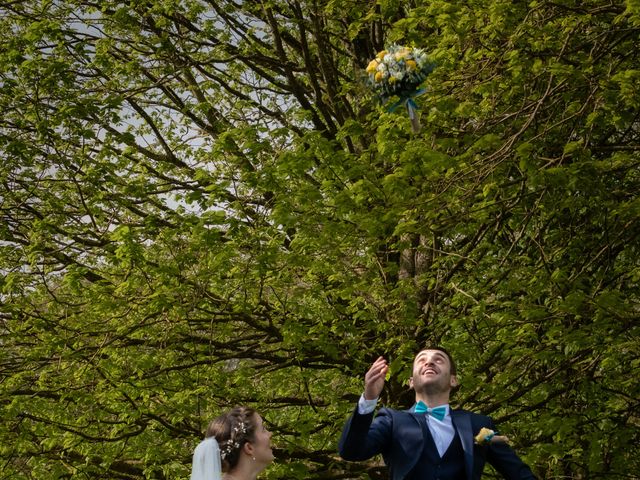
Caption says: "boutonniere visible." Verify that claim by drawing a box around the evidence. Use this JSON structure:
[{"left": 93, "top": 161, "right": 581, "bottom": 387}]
[{"left": 474, "top": 427, "right": 510, "bottom": 446}]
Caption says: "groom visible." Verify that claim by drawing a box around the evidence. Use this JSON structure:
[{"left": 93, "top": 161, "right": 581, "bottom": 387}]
[{"left": 339, "top": 347, "right": 537, "bottom": 480}]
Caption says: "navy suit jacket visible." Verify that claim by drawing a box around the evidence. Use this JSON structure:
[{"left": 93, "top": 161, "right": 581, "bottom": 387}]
[{"left": 339, "top": 406, "right": 536, "bottom": 480}]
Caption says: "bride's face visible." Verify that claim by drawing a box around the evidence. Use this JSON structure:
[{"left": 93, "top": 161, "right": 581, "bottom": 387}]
[{"left": 250, "top": 414, "right": 274, "bottom": 465}]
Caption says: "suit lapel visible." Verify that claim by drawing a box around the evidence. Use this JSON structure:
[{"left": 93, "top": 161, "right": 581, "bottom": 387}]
[
  {"left": 451, "top": 410, "right": 474, "bottom": 480},
  {"left": 413, "top": 411, "right": 441, "bottom": 459},
  {"left": 392, "top": 410, "right": 426, "bottom": 480},
  {"left": 402, "top": 411, "right": 426, "bottom": 455}
]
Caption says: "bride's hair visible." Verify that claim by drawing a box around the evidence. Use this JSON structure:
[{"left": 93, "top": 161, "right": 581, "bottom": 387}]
[{"left": 205, "top": 406, "right": 257, "bottom": 472}]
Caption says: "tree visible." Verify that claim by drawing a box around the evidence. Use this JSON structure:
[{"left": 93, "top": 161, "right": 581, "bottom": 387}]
[{"left": 1, "top": 0, "right": 639, "bottom": 478}]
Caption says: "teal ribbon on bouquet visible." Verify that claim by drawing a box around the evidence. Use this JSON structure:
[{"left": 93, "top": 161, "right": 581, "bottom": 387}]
[{"left": 386, "top": 88, "right": 426, "bottom": 133}]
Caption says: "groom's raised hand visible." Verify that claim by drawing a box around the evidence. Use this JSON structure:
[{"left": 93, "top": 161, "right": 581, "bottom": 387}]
[{"left": 364, "top": 356, "right": 389, "bottom": 400}]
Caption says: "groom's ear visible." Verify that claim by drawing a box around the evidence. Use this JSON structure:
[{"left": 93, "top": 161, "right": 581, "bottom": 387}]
[
  {"left": 408, "top": 376, "right": 415, "bottom": 389},
  {"left": 450, "top": 375, "right": 459, "bottom": 389}
]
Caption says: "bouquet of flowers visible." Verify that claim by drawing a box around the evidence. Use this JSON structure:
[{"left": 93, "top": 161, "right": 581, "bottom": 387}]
[{"left": 366, "top": 44, "right": 435, "bottom": 133}]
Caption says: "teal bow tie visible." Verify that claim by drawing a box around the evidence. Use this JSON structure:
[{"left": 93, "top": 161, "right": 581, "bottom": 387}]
[{"left": 414, "top": 401, "right": 447, "bottom": 421}]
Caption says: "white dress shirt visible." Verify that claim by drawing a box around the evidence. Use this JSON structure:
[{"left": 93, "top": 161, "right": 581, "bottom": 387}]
[{"left": 358, "top": 395, "right": 455, "bottom": 457}]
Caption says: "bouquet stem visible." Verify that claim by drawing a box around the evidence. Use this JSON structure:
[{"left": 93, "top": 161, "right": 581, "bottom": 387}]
[{"left": 407, "top": 102, "right": 421, "bottom": 134}]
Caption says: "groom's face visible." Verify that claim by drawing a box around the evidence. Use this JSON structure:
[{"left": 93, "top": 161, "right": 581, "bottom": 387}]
[{"left": 410, "top": 349, "right": 458, "bottom": 393}]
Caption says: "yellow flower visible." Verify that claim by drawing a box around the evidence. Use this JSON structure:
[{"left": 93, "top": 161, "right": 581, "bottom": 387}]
[
  {"left": 389, "top": 76, "right": 398, "bottom": 83},
  {"left": 406, "top": 59, "right": 417, "bottom": 70},
  {"left": 366, "top": 59, "right": 379, "bottom": 74},
  {"left": 376, "top": 50, "right": 387, "bottom": 59},
  {"left": 374, "top": 71, "right": 385, "bottom": 82},
  {"left": 395, "top": 47, "right": 411, "bottom": 60}
]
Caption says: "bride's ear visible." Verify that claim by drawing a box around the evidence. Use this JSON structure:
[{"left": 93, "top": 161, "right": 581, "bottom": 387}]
[{"left": 243, "top": 440, "right": 254, "bottom": 457}]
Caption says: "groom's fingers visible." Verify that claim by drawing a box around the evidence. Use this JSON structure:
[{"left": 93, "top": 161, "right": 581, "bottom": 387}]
[
  {"left": 366, "top": 356, "right": 387, "bottom": 378},
  {"left": 364, "top": 356, "right": 388, "bottom": 399}
]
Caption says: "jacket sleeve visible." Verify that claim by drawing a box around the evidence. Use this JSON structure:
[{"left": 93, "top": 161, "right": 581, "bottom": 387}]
[
  {"left": 338, "top": 405, "right": 393, "bottom": 461},
  {"left": 484, "top": 418, "right": 537, "bottom": 480}
]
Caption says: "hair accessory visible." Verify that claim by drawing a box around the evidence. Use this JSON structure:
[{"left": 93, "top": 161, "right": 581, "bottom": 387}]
[{"left": 220, "top": 418, "right": 248, "bottom": 460}]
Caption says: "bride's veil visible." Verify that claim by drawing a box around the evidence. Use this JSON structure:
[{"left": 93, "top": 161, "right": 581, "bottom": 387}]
[{"left": 190, "top": 437, "right": 222, "bottom": 480}]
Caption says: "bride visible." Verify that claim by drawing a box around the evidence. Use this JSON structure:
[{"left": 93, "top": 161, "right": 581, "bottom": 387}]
[{"left": 191, "top": 406, "right": 274, "bottom": 480}]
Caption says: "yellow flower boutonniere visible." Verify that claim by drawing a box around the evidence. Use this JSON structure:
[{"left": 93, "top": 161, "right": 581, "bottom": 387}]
[{"left": 474, "top": 427, "right": 510, "bottom": 446}]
